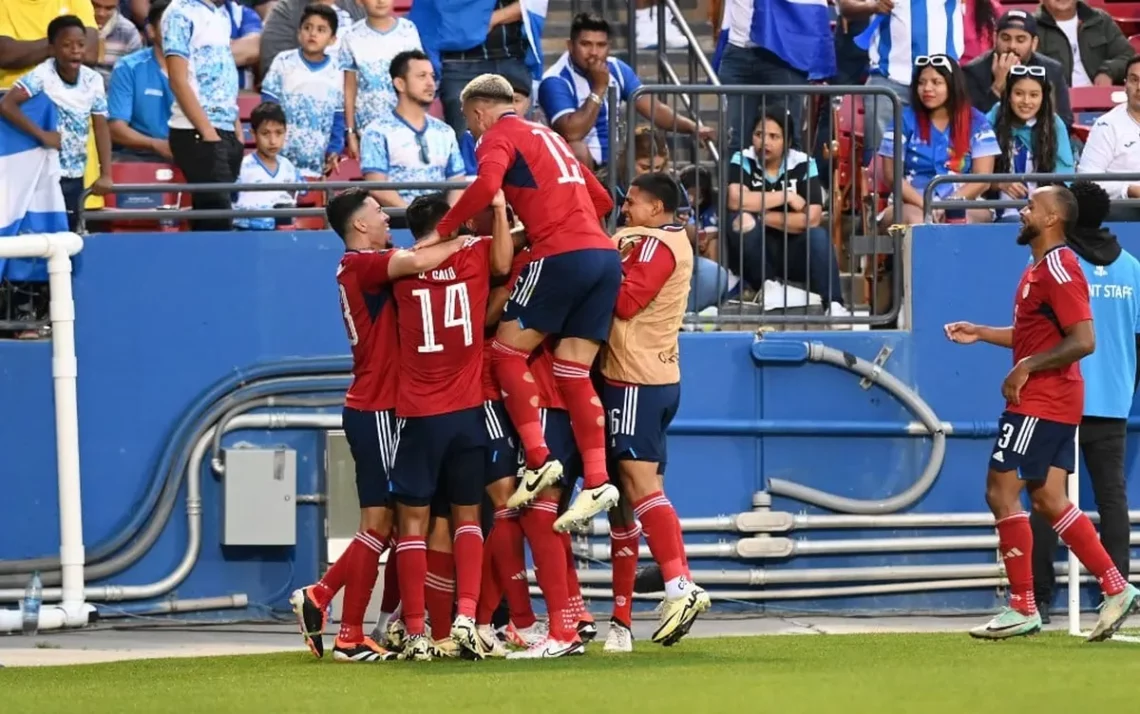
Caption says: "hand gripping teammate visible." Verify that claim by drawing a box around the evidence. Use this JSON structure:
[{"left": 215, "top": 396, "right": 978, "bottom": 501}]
[
  {"left": 946, "top": 185, "right": 1140, "bottom": 641},
  {"left": 425, "top": 73, "right": 623, "bottom": 531},
  {"left": 290, "top": 188, "right": 464, "bottom": 662}
]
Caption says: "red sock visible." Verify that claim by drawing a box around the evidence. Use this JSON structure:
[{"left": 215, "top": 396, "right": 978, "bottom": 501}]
[
  {"left": 396, "top": 536, "right": 428, "bottom": 636},
  {"left": 562, "top": 532, "right": 588, "bottom": 621},
  {"left": 336, "top": 529, "right": 385, "bottom": 642},
  {"left": 379, "top": 546, "right": 401, "bottom": 614},
  {"left": 490, "top": 507, "right": 536, "bottom": 628},
  {"left": 492, "top": 341, "right": 550, "bottom": 468},
  {"left": 553, "top": 358, "right": 607, "bottom": 489},
  {"left": 610, "top": 525, "right": 641, "bottom": 627},
  {"left": 476, "top": 539, "right": 502, "bottom": 626},
  {"left": 996, "top": 512, "right": 1036, "bottom": 616},
  {"left": 453, "top": 522, "right": 484, "bottom": 619},
  {"left": 520, "top": 499, "right": 575, "bottom": 640},
  {"left": 633, "top": 492, "right": 687, "bottom": 582},
  {"left": 425, "top": 549, "right": 455, "bottom": 641},
  {"left": 1052, "top": 504, "right": 1128, "bottom": 596}
]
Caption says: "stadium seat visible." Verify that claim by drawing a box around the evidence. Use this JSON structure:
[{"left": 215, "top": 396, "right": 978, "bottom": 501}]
[
  {"left": 393, "top": 0, "right": 413, "bottom": 14},
  {"left": 1130, "top": 33, "right": 1140, "bottom": 53},
  {"left": 1070, "top": 85, "right": 1126, "bottom": 126},
  {"left": 832, "top": 95, "right": 864, "bottom": 250},
  {"left": 103, "top": 161, "right": 186, "bottom": 232},
  {"left": 239, "top": 92, "right": 260, "bottom": 146},
  {"left": 289, "top": 178, "right": 328, "bottom": 230},
  {"left": 1102, "top": 2, "right": 1140, "bottom": 33},
  {"left": 1001, "top": 3, "right": 1038, "bottom": 14},
  {"left": 329, "top": 157, "right": 362, "bottom": 182}
]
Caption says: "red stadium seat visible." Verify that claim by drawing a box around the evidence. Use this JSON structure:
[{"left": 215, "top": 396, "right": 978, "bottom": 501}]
[
  {"left": 329, "top": 157, "right": 362, "bottom": 182},
  {"left": 392, "top": 0, "right": 413, "bottom": 15},
  {"left": 289, "top": 178, "right": 328, "bottom": 230},
  {"left": 1130, "top": 33, "right": 1140, "bottom": 53},
  {"left": 1001, "top": 3, "right": 1038, "bottom": 14},
  {"left": 428, "top": 98, "right": 444, "bottom": 120},
  {"left": 238, "top": 92, "right": 261, "bottom": 120},
  {"left": 103, "top": 162, "right": 185, "bottom": 232},
  {"left": 1070, "top": 86, "right": 1125, "bottom": 127}
]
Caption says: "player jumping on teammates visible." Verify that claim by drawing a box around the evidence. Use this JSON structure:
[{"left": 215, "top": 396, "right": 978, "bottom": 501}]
[
  {"left": 290, "top": 187, "right": 465, "bottom": 662},
  {"left": 946, "top": 184, "right": 1140, "bottom": 641},
  {"left": 426, "top": 74, "right": 623, "bottom": 531},
  {"left": 387, "top": 192, "right": 514, "bottom": 661},
  {"left": 600, "top": 173, "right": 711, "bottom": 651}
]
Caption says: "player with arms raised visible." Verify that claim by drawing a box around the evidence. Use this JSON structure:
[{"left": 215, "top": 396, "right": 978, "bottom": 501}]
[
  {"left": 290, "top": 188, "right": 463, "bottom": 662},
  {"left": 388, "top": 192, "right": 514, "bottom": 661},
  {"left": 946, "top": 185, "right": 1140, "bottom": 641},
  {"left": 427, "top": 74, "right": 623, "bottom": 530}
]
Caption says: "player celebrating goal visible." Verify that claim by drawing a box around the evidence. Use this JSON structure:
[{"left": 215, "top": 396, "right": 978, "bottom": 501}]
[
  {"left": 290, "top": 188, "right": 464, "bottom": 662},
  {"left": 601, "top": 173, "right": 711, "bottom": 650},
  {"left": 427, "top": 73, "right": 623, "bottom": 531},
  {"left": 946, "top": 185, "right": 1140, "bottom": 641}
]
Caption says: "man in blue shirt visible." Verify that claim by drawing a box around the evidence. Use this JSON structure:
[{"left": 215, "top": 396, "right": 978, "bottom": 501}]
[
  {"left": 1031, "top": 180, "right": 1140, "bottom": 620},
  {"left": 538, "top": 13, "right": 712, "bottom": 181},
  {"left": 108, "top": 0, "right": 173, "bottom": 161}
]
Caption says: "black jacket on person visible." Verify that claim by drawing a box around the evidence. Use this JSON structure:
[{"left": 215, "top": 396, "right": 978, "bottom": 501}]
[{"left": 964, "top": 50, "right": 1074, "bottom": 127}]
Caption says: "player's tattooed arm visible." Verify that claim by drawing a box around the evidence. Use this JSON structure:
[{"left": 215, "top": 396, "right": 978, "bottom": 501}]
[{"left": 386, "top": 241, "right": 463, "bottom": 279}]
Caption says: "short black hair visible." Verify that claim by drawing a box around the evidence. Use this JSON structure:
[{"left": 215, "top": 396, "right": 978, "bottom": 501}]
[
  {"left": 250, "top": 101, "right": 287, "bottom": 130},
  {"left": 1071, "top": 180, "right": 1112, "bottom": 229},
  {"left": 406, "top": 193, "right": 452, "bottom": 240},
  {"left": 678, "top": 165, "right": 714, "bottom": 212},
  {"left": 630, "top": 172, "right": 681, "bottom": 214},
  {"left": 300, "top": 3, "right": 338, "bottom": 35},
  {"left": 1127, "top": 55, "right": 1140, "bottom": 76},
  {"left": 47, "top": 15, "right": 85, "bottom": 44},
  {"left": 1048, "top": 185, "right": 1080, "bottom": 237},
  {"left": 570, "top": 12, "right": 610, "bottom": 41},
  {"left": 390, "top": 49, "right": 431, "bottom": 82},
  {"left": 147, "top": 0, "right": 171, "bottom": 27},
  {"left": 326, "top": 188, "right": 372, "bottom": 240}
]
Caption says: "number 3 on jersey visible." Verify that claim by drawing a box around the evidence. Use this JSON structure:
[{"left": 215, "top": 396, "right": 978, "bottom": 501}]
[
  {"left": 532, "top": 126, "right": 585, "bottom": 185},
  {"left": 413, "top": 283, "right": 473, "bottom": 353},
  {"left": 338, "top": 284, "right": 359, "bottom": 346}
]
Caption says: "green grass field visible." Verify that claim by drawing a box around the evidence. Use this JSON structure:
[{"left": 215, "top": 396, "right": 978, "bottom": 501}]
[{"left": 2, "top": 632, "right": 1136, "bottom": 714}]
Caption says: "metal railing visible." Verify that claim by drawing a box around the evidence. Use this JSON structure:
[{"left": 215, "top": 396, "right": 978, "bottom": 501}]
[
  {"left": 624, "top": 84, "right": 905, "bottom": 327},
  {"left": 923, "top": 172, "right": 1140, "bottom": 222}
]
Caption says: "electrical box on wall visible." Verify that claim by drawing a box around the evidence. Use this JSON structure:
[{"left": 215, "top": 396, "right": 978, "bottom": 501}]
[{"left": 222, "top": 448, "right": 297, "bottom": 546}]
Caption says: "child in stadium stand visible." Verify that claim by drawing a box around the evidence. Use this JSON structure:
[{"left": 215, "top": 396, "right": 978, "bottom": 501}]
[
  {"left": 232, "top": 102, "right": 305, "bottom": 230},
  {"left": 428, "top": 73, "right": 624, "bottom": 534},
  {"left": 600, "top": 172, "right": 711, "bottom": 652},
  {"left": 944, "top": 185, "right": 1140, "bottom": 640},
  {"left": 289, "top": 187, "right": 464, "bottom": 663},
  {"left": 0, "top": 15, "right": 113, "bottom": 231},
  {"left": 260, "top": 3, "right": 346, "bottom": 179},
  {"left": 387, "top": 192, "right": 513, "bottom": 662}
]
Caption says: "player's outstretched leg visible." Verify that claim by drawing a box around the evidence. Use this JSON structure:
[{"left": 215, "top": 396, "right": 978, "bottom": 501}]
[
  {"left": 606, "top": 502, "right": 640, "bottom": 653},
  {"left": 425, "top": 516, "right": 459, "bottom": 658},
  {"left": 394, "top": 504, "right": 434, "bottom": 662},
  {"left": 450, "top": 510, "right": 488, "bottom": 660},
  {"left": 1028, "top": 471, "right": 1140, "bottom": 641}
]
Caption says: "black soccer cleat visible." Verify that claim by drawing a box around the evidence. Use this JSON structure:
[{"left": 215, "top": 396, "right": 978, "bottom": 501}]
[{"left": 289, "top": 587, "right": 328, "bottom": 659}]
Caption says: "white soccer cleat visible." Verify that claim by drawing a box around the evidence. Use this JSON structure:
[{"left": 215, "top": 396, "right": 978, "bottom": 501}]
[
  {"left": 506, "top": 620, "right": 549, "bottom": 649},
  {"left": 451, "top": 614, "right": 486, "bottom": 660},
  {"left": 400, "top": 634, "right": 433, "bottom": 662},
  {"left": 505, "top": 636, "right": 586, "bottom": 660},
  {"left": 507, "top": 459, "right": 565, "bottom": 508},
  {"left": 371, "top": 611, "right": 406, "bottom": 652},
  {"left": 477, "top": 624, "right": 509, "bottom": 658},
  {"left": 603, "top": 619, "right": 633, "bottom": 653},
  {"left": 651, "top": 581, "right": 711, "bottom": 646},
  {"left": 554, "top": 484, "right": 620, "bottom": 532}
]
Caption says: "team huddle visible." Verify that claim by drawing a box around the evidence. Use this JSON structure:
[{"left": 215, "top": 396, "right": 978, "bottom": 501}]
[{"left": 289, "top": 73, "right": 709, "bottom": 661}]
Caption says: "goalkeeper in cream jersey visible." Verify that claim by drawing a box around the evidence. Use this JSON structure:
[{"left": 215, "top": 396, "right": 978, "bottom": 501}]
[{"left": 600, "top": 172, "right": 711, "bottom": 652}]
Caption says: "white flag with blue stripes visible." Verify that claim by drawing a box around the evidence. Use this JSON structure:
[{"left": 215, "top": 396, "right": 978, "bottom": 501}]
[{"left": 0, "top": 93, "right": 67, "bottom": 281}]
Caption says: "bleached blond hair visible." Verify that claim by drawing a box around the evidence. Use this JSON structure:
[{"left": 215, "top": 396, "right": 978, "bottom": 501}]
[{"left": 460, "top": 74, "right": 515, "bottom": 104}]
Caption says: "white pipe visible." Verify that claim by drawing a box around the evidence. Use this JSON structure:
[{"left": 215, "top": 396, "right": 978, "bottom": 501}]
[
  {"left": 1068, "top": 429, "right": 1082, "bottom": 637},
  {"left": 0, "top": 233, "right": 90, "bottom": 629},
  {"left": 96, "top": 594, "right": 250, "bottom": 618}
]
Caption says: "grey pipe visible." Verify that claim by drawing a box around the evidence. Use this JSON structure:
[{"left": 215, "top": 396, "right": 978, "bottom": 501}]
[
  {"left": 765, "top": 342, "right": 948, "bottom": 514},
  {"left": 95, "top": 594, "right": 249, "bottom": 618},
  {"left": 210, "top": 396, "right": 343, "bottom": 474}
]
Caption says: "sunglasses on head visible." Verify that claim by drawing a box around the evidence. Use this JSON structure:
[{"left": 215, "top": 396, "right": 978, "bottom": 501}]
[
  {"left": 1009, "top": 64, "right": 1047, "bottom": 77},
  {"left": 915, "top": 55, "right": 953, "bottom": 69}
]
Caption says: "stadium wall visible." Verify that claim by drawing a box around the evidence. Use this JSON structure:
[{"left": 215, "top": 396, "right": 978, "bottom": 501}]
[{"left": 1, "top": 225, "right": 1138, "bottom": 616}]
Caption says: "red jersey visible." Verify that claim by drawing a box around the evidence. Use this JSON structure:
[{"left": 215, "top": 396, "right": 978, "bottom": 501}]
[
  {"left": 435, "top": 114, "right": 615, "bottom": 260},
  {"left": 394, "top": 237, "right": 492, "bottom": 417},
  {"left": 1009, "top": 245, "right": 1092, "bottom": 425},
  {"left": 337, "top": 250, "right": 399, "bottom": 412}
]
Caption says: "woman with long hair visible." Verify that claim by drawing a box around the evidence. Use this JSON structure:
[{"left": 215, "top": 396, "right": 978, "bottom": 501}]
[
  {"left": 963, "top": 0, "right": 1003, "bottom": 64},
  {"left": 986, "top": 65, "right": 1075, "bottom": 222},
  {"left": 878, "top": 54, "right": 1000, "bottom": 225}
]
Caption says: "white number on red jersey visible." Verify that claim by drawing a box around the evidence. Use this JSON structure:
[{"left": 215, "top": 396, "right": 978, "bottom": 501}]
[
  {"left": 532, "top": 127, "right": 585, "bottom": 186},
  {"left": 337, "top": 283, "right": 359, "bottom": 347},
  {"left": 412, "top": 283, "right": 473, "bottom": 353}
]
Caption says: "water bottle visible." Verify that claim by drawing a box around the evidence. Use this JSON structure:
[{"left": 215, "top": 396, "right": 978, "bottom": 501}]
[{"left": 22, "top": 571, "right": 42, "bottom": 636}]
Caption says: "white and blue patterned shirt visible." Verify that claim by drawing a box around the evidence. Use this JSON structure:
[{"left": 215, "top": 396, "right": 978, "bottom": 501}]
[
  {"left": 162, "top": 0, "right": 240, "bottom": 131},
  {"left": 538, "top": 51, "right": 642, "bottom": 166},
  {"left": 329, "top": 8, "right": 354, "bottom": 55},
  {"left": 16, "top": 61, "right": 108, "bottom": 179},
  {"left": 339, "top": 17, "right": 421, "bottom": 132},
  {"left": 234, "top": 152, "right": 305, "bottom": 230},
  {"left": 867, "top": 0, "right": 965, "bottom": 85},
  {"left": 261, "top": 50, "right": 345, "bottom": 178},
  {"left": 360, "top": 108, "right": 465, "bottom": 203}
]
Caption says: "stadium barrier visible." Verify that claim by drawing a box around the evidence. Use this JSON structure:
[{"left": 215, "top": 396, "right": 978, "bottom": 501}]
[
  {"left": 922, "top": 172, "right": 1140, "bottom": 220},
  {"left": 624, "top": 83, "right": 905, "bottom": 327}
]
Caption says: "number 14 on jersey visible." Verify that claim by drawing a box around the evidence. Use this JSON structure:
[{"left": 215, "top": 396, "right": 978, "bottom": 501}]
[{"left": 412, "top": 283, "right": 473, "bottom": 353}]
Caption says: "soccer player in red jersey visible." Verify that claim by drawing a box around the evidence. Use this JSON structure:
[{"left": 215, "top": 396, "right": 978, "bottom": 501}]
[
  {"left": 388, "top": 192, "right": 513, "bottom": 661},
  {"left": 946, "top": 185, "right": 1140, "bottom": 641},
  {"left": 427, "top": 74, "right": 624, "bottom": 531},
  {"left": 289, "top": 188, "right": 464, "bottom": 662}
]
